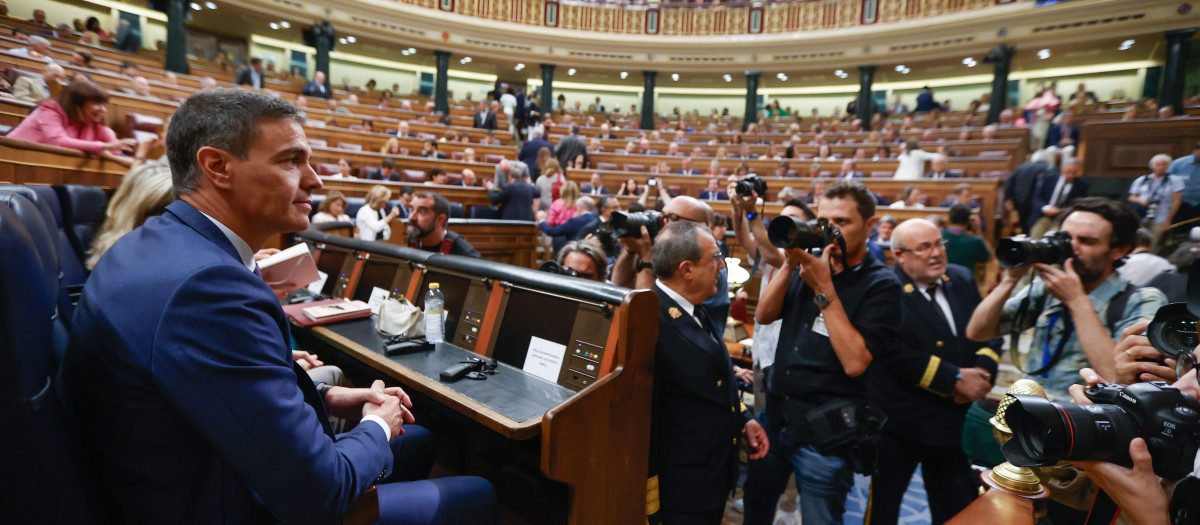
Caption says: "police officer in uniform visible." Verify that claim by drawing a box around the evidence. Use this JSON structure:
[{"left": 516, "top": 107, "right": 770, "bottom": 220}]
[
  {"left": 866, "top": 218, "right": 1001, "bottom": 524},
  {"left": 646, "top": 221, "right": 769, "bottom": 524}
]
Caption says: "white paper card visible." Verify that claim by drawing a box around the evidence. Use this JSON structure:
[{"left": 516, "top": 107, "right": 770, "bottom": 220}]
[
  {"left": 811, "top": 314, "right": 829, "bottom": 337},
  {"left": 367, "top": 287, "right": 389, "bottom": 315},
  {"left": 307, "top": 271, "right": 329, "bottom": 294},
  {"left": 523, "top": 336, "right": 567, "bottom": 383}
]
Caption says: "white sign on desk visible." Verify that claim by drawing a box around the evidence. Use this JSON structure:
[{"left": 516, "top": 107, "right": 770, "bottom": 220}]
[
  {"left": 523, "top": 336, "right": 567, "bottom": 383},
  {"left": 367, "top": 287, "right": 389, "bottom": 315}
]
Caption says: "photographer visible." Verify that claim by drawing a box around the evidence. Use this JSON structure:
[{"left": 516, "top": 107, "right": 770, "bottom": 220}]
[
  {"left": 743, "top": 179, "right": 903, "bottom": 525},
  {"left": 966, "top": 197, "right": 1166, "bottom": 402},
  {"left": 728, "top": 178, "right": 814, "bottom": 392}
]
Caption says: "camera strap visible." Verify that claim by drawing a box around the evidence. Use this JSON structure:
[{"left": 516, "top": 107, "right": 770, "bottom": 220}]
[
  {"left": 1083, "top": 490, "right": 1120, "bottom": 525},
  {"left": 1009, "top": 291, "right": 1075, "bottom": 377}
]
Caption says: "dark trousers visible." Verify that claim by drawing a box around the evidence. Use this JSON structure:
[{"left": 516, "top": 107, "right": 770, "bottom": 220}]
[
  {"left": 866, "top": 432, "right": 978, "bottom": 525},
  {"left": 658, "top": 507, "right": 725, "bottom": 525},
  {"left": 372, "top": 425, "right": 500, "bottom": 525}
]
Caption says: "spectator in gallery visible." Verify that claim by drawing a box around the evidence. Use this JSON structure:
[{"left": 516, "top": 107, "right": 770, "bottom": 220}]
[
  {"left": 356, "top": 184, "right": 401, "bottom": 241},
  {"left": 312, "top": 191, "right": 352, "bottom": 224},
  {"left": 8, "top": 80, "right": 137, "bottom": 167}
]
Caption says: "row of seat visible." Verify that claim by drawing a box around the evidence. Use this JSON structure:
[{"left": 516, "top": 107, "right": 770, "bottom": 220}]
[{"left": 0, "top": 183, "right": 111, "bottom": 522}]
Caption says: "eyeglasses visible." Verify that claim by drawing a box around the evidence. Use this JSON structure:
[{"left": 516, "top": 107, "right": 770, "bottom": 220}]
[
  {"left": 663, "top": 213, "right": 700, "bottom": 224},
  {"left": 896, "top": 238, "right": 945, "bottom": 256}
]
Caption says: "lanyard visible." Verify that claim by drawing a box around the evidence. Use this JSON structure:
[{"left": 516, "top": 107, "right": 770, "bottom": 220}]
[{"left": 1036, "top": 311, "right": 1074, "bottom": 377}]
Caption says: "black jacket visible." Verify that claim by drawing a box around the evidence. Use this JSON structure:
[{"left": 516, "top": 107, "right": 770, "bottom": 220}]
[
  {"left": 473, "top": 110, "right": 497, "bottom": 130},
  {"left": 487, "top": 181, "right": 538, "bottom": 221},
  {"left": 869, "top": 264, "right": 1001, "bottom": 447},
  {"left": 1004, "top": 162, "right": 1055, "bottom": 230},
  {"left": 1030, "top": 174, "right": 1090, "bottom": 225},
  {"left": 649, "top": 284, "right": 747, "bottom": 514},
  {"left": 302, "top": 81, "right": 330, "bottom": 99}
]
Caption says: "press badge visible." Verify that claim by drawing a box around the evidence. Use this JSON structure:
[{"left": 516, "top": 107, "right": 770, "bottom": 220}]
[{"left": 812, "top": 314, "right": 830, "bottom": 337}]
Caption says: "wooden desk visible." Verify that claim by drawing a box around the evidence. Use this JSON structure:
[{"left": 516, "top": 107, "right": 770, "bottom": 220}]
[
  {"left": 0, "top": 136, "right": 126, "bottom": 188},
  {"left": 293, "top": 231, "right": 655, "bottom": 524}
]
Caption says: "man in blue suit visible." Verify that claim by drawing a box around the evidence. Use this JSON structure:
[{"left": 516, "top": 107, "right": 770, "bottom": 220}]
[
  {"left": 1045, "top": 112, "right": 1080, "bottom": 149},
  {"left": 1029, "top": 158, "right": 1089, "bottom": 238},
  {"left": 698, "top": 177, "right": 728, "bottom": 201},
  {"left": 59, "top": 89, "right": 495, "bottom": 525},
  {"left": 302, "top": 70, "right": 331, "bottom": 99}
]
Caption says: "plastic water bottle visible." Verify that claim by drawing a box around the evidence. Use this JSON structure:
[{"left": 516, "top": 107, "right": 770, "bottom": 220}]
[{"left": 424, "top": 283, "right": 445, "bottom": 343}]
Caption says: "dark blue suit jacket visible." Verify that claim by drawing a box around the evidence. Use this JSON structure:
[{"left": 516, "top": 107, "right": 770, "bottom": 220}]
[
  {"left": 869, "top": 265, "right": 1001, "bottom": 446},
  {"left": 1045, "top": 124, "right": 1080, "bottom": 148},
  {"left": 487, "top": 181, "right": 539, "bottom": 221},
  {"left": 302, "top": 80, "right": 330, "bottom": 99},
  {"left": 698, "top": 190, "right": 728, "bottom": 201},
  {"left": 1030, "top": 174, "right": 1090, "bottom": 224},
  {"left": 539, "top": 211, "right": 600, "bottom": 253},
  {"left": 649, "top": 284, "right": 746, "bottom": 514},
  {"left": 60, "top": 200, "right": 390, "bottom": 524}
]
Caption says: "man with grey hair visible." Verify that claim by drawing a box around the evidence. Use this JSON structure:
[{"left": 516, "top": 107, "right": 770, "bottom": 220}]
[
  {"left": 647, "top": 221, "right": 769, "bottom": 525},
  {"left": 7, "top": 34, "right": 53, "bottom": 62},
  {"left": 492, "top": 157, "right": 528, "bottom": 189},
  {"left": 1030, "top": 158, "right": 1090, "bottom": 238},
  {"left": 61, "top": 88, "right": 496, "bottom": 525},
  {"left": 11, "top": 62, "right": 64, "bottom": 104},
  {"left": 199, "top": 76, "right": 219, "bottom": 90},
  {"left": 1128, "top": 153, "right": 1182, "bottom": 246},
  {"left": 115, "top": 18, "right": 141, "bottom": 53},
  {"left": 869, "top": 218, "right": 999, "bottom": 523},
  {"left": 925, "top": 153, "right": 953, "bottom": 179}
]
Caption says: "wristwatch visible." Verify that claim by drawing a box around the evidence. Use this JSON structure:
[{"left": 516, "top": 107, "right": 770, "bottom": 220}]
[
  {"left": 814, "top": 292, "right": 838, "bottom": 309},
  {"left": 745, "top": 211, "right": 758, "bottom": 221},
  {"left": 636, "top": 260, "right": 654, "bottom": 272}
]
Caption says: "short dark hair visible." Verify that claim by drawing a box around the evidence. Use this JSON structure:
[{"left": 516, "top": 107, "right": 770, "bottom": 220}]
[
  {"left": 120, "top": 60, "right": 138, "bottom": 71},
  {"left": 167, "top": 89, "right": 302, "bottom": 195},
  {"left": 1134, "top": 228, "right": 1154, "bottom": 249},
  {"left": 1061, "top": 197, "right": 1139, "bottom": 251},
  {"left": 250, "top": 57, "right": 262, "bottom": 65},
  {"left": 428, "top": 167, "right": 445, "bottom": 180},
  {"left": 415, "top": 191, "right": 450, "bottom": 220},
  {"left": 820, "top": 179, "right": 876, "bottom": 221},
  {"left": 781, "top": 198, "right": 815, "bottom": 220},
  {"left": 426, "top": 139, "right": 438, "bottom": 149},
  {"left": 382, "top": 158, "right": 396, "bottom": 170},
  {"left": 56, "top": 80, "right": 109, "bottom": 125},
  {"left": 399, "top": 186, "right": 415, "bottom": 196},
  {"left": 948, "top": 203, "right": 972, "bottom": 226},
  {"left": 651, "top": 221, "right": 711, "bottom": 279},
  {"left": 74, "top": 49, "right": 93, "bottom": 65}
]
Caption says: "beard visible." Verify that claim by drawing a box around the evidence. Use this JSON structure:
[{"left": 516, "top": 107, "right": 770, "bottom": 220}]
[
  {"left": 407, "top": 223, "right": 435, "bottom": 244},
  {"left": 1071, "top": 256, "right": 1107, "bottom": 285}
]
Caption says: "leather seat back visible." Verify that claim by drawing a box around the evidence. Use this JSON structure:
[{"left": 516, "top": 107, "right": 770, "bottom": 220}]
[
  {"left": 54, "top": 184, "right": 109, "bottom": 265},
  {"left": 0, "top": 185, "right": 86, "bottom": 287}
]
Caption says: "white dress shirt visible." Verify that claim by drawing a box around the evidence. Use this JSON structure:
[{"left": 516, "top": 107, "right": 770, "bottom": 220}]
[
  {"left": 656, "top": 279, "right": 704, "bottom": 329},
  {"left": 915, "top": 280, "right": 956, "bottom": 336}
]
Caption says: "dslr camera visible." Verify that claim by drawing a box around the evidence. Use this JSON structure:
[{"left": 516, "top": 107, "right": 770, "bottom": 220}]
[
  {"left": 767, "top": 216, "right": 846, "bottom": 256},
  {"left": 539, "top": 260, "right": 581, "bottom": 278},
  {"left": 735, "top": 175, "right": 767, "bottom": 198},
  {"left": 1002, "top": 381, "right": 1200, "bottom": 480},
  {"left": 996, "top": 230, "right": 1072, "bottom": 269},
  {"left": 610, "top": 210, "right": 663, "bottom": 239}
]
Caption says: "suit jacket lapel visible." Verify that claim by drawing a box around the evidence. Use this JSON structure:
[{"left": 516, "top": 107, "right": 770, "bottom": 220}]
[
  {"left": 166, "top": 199, "right": 242, "bottom": 263},
  {"left": 895, "top": 267, "right": 955, "bottom": 339},
  {"left": 655, "top": 284, "right": 729, "bottom": 371}
]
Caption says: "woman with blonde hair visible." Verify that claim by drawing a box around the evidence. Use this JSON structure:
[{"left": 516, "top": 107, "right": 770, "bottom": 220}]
[
  {"left": 356, "top": 184, "right": 401, "bottom": 241},
  {"left": 462, "top": 147, "right": 476, "bottom": 163},
  {"left": 535, "top": 158, "right": 567, "bottom": 210},
  {"left": 380, "top": 137, "right": 402, "bottom": 155},
  {"left": 547, "top": 181, "right": 580, "bottom": 227},
  {"left": 313, "top": 190, "right": 352, "bottom": 224},
  {"left": 87, "top": 162, "right": 174, "bottom": 270}
]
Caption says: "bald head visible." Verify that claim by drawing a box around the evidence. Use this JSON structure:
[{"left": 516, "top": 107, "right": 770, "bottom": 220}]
[
  {"left": 891, "top": 218, "right": 940, "bottom": 252},
  {"left": 663, "top": 196, "right": 713, "bottom": 226},
  {"left": 42, "top": 63, "right": 65, "bottom": 83}
]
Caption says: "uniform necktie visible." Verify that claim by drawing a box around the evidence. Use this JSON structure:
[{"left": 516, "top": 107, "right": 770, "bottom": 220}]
[{"left": 925, "top": 282, "right": 956, "bottom": 334}]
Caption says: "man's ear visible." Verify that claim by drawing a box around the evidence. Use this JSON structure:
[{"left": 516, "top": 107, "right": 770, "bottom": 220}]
[
  {"left": 864, "top": 216, "right": 878, "bottom": 232},
  {"left": 435, "top": 213, "right": 448, "bottom": 229},
  {"left": 195, "top": 146, "right": 234, "bottom": 191},
  {"left": 1111, "top": 244, "right": 1133, "bottom": 264}
]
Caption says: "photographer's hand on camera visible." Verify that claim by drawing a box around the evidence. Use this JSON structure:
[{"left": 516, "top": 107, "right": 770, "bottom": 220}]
[
  {"left": 611, "top": 225, "right": 655, "bottom": 289},
  {"left": 952, "top": 367, "right": 993, "bottom": 404},
  {"left": 793, "top": 244, "right": 836, "bottom": 293},
  {"left": 1069, "top": 438, "right": 1171, "bottom": 525},
  {"left": 1114, "top": 321, "right": 1179, "bottom": 385}
]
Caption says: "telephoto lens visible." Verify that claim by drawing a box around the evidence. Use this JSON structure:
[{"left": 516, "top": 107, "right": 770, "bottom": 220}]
[
  {"left": 767, "top": 216, "right": 837, "bottom": 250},
  {"left": 609, "top": 210, "right": 663, "bottom": 239},
  {"left": 995, "top": 230, "right": 1073, "bottom": 268},
  {"left": 1002, "top": 382, "right": 1200, "bottom": 480}
]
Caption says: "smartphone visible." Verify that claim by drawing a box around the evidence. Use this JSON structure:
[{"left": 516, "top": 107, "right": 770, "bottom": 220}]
[{"left": 648, "top": 178, "right": 657, "bottom": 186}]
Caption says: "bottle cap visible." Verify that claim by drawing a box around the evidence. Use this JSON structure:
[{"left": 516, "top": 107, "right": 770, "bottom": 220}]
[{"left": 429, "top": 283, "right": 439, "bottom": 289}]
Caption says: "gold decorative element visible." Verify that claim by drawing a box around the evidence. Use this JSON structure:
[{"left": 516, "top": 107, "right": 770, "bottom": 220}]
[
  {"left": 668, "top": 307, "right": 681, "bottom": 319},
  {"left": 980, "top": 379, "right": 1051, "bottom": 500},
  {"left": 903, "top": 283, "right": 915, "bottom": 293},
  {"left": 976, "top": 348, "right": 1001, "bottom": 364},
  {"left": 919, "top": 355, "right": 942, "bottom": 390}
]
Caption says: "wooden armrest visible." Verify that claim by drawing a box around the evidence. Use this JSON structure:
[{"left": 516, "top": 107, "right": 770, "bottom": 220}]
[{"left": 341, "top": 485, "right": 380, "bottom": 525}]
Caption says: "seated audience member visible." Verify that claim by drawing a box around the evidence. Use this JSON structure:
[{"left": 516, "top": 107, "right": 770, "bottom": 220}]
[
  {"left": 199, "top": 76, "right": 219, "bottom": 90},
  {"left": 8, "top": 80, "right": 137, "bottom": 167},
  {"left": 871, "top": 214, "right": 898, "bottom": 248},
  {"left": 87, "top": 162, "right": 175, "bottom": 270},
  {"left": 381, "top": 137, "right": 403, "bottom": 155},
  {"left": 8, "top": 35, "right": 54, "bottom": 62},
  {"left": 71, "top": 50, "right": 94, "bottom": 69},
  {"left": 805, "top": 162, "right": 822, "bottom": 178},
  {"left": 84, "top": 16, "right": 110, "bottom": 39},
  {"left": 119, "top": 61, "right": 141, "bottom": 78},
  {"left": 942, "top": 203, "right": 991, "bottom": 270},
  {"left": 654, "top": 161, "right": 671, "bottom": 175},
  {"left": 407, "top": 192, "right": 481, "bottom": 257},
  {"left": 302, "top": 71, "right": 331, "bottom": 99},
  {"left": 125, "top": 76, "right": 157, "bottom": 99},
  {"left": 1118, "top": 228, "right": 1176, "bottom": 287},
  {"left": 1030, "top": 158, "right": 1090, "bottom": 239},
  {"left": 426, "top": 167, "right": 448, "bottom": 186},
  {"left": 837, "top": 159, "right": 863, "bottom": 179},
  {"left": 357, "top": 184, "right": 401, "bottom": 241},
  {"left": 420, "top": 139, "right": 447, "bottom": 159},
  {"left": 616, "top": 178, "right": 640, "bottom": 197},
  {"left": 457, "top": 169, "right": 478, "bottom": 187},
  {"left": 369, "top": 158, "right": 400, "bottom": 181},
  {"left": 60, "top": 89, "right": 496, "bottom": 525},
  {"left": 940, "top": 183, "right": 979, "bottom": 209},
  {"left": 540, "top": 196, "right": 600, "bottom": 255},
  {"left": 805, "top": 179, "right": 827, "bottom": 205},
  {"left": 462, "top": 147, "right": 477, "bottom": 164},
  {"left": 557, "top": 239, "right": 607, "bottom": 282},
  {"left": 547, "top": 181, "right": 581, "bottom": 227},
  {"left": 698, "top": 177, "right": 728, "bottom": 201},
  {"left": 581, "top": 172, "right": 610, "bottom": 196},
  {"left": 394, "top": 121, "right": 415, "bottom": 138},
  {"left": 331, "top": 158, "right": 353, "bottom": 179},
  {"left": 924, "top": 154, "right": 956, "bottom": 179},
  {"left": 313, "top": 190, "right": 352, "bottom": 224},
  {"left": 485, "top": 167, "right": 538, "bottom": 221},
  {"left": 889, "top": 184, "right": 925, "bottom": 209},
  {"left": 30, "top": 8, "right": 50, "bottom": 27},
  {"left": 12, "top": 62, "right": 65, "bottom": 104}
]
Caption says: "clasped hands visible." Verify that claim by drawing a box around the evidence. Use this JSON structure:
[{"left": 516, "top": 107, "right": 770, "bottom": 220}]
[{"left": 325, "top": 379, "right": 415, "bottom": 439}]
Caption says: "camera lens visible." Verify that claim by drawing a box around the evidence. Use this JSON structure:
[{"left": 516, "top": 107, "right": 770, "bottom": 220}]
[
  {"left": 1002, "top": 394, "right": 1138, "bottom": 467},
  {"left": 767, "top": 217, "right": 826, "bottom": 249},
  {"left": 1148, "top": 302, "right": 1199, "bottom": 358},
  {"left": 996, "top": 231, "right": 1073, "bottom": 268}
]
